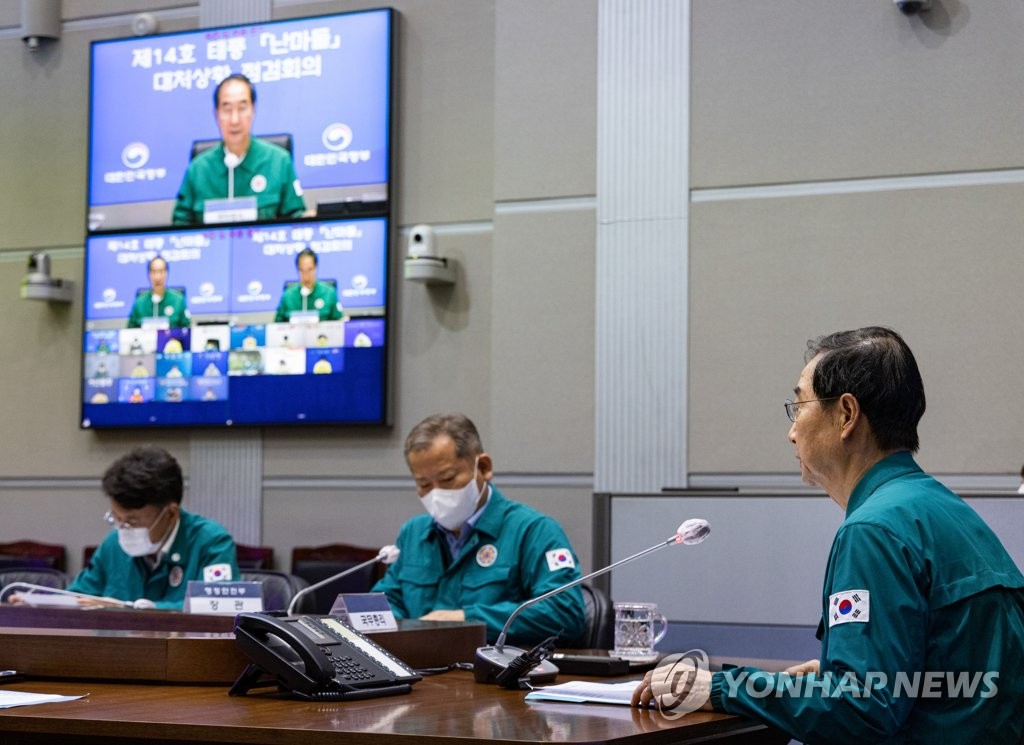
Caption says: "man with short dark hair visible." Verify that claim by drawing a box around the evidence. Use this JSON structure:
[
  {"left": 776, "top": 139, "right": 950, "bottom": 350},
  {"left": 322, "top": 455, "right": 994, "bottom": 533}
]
[
  {"left": 373, "top": 413, "right": 586, "bottom": 646},
  {"left": 126, "top": 256, "right": 190, "bottom": 328},
  {"left": 274, "top": 248, "right": 345, "bottom": 322},
  {"left": 172, "top": 73, "right": 306, "bottom": 225},
  {"left": 634, "top": 326, "right": 1024, "bottom": 742},
  {"left": 68, "top": 446, "right": 239, "bottom": 610}
]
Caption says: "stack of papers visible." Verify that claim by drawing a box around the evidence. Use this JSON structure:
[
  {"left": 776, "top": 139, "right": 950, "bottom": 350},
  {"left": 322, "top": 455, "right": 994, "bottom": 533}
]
[
  {"left": 13, "top": 593, "right": 80, "bottom": 608},
  {"left": 525, "top": 680, "right": 643, "bottom": 705},
  {"left": 0, "top": 690, "right": 86, "bottom": 709}
]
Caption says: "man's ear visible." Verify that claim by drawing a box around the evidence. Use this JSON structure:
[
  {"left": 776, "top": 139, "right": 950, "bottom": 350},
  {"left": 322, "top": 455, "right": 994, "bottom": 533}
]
[
  {"left": 477, "top": 453, "right": 494, "bottom": 482},
  {"left": 837, "top": 393, "right": 861, "bottom": 440}
]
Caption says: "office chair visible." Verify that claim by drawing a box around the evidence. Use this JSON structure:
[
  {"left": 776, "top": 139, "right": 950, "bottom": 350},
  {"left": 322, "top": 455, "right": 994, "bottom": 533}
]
[
  {"left": 0, "top": 540, "right": 67, "bottom": 572},
  {"left": 190, "top": 133, "right": 294, "bottom": 161},
  {"left": 240, "top": 570, "right": 314, "bottom": 613},
  {"left": 236, "top": 544, "right": 274, "bottom": 571},
  {"left": 281, "top": 278, "right": 338, "bottom": 292},
  {"left": 576, "top": 583, "right": 616, "bottom": 650},
  {"left": 291, "top": 543, "right": 385, "bottom": 615}
]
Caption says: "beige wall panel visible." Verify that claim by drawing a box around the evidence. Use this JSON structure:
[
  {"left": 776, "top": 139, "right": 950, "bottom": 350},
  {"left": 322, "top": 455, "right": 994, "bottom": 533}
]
[
  {"left": 0, "top": 6, "right": 21, "bottom": 27},
  {"left": 61, "top": 1, "right": 196, "bottom": 22},
  {"left": 262, "top": 229, "right": 494, "bottom": 477},
  {"left": 0, "top": 34, "right": 91, "bottom": 249},
  {"left": 691, "top": 0, "right": 1024, "bottom": 188},
  {"left": 0, "top": 488, "right": 106, "bottom": 578},
  {"left": 0, "top": 255, "right": 192, "bottom": 475},
  {"left": 0, "top": 15, "right": 197, "bottom": 252},
  {"left": 263, "top": 483, "right": 594, "bottom": 574},
  {"left": 688, "top": 184, "right": 1024, "bottom": 475},
  {"left": 489, "top": 208, "right": 595, "bottom": 472},
  {"left": 282, "top": 0, "right": 498, "bottom": 226},
  {"left": 391, "top": 0, "right": 495, "bottom": 224},
  {"left": 494, "top": 0, "right": 597, "bottom": 201}
]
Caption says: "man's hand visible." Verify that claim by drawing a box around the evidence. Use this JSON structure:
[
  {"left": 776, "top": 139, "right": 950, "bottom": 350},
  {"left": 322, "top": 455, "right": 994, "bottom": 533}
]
[
  {"left": 75, "top": 596, "right": 127, "bottom": 608},
  {"left": 419, "top": 609, "right": 466, "bottom": 622},
  {"left": 783, "top": 658, "right": 820, "bottom": 677},
  {"left": 631, "top": 666, "right": 714, "bottom": 713}
]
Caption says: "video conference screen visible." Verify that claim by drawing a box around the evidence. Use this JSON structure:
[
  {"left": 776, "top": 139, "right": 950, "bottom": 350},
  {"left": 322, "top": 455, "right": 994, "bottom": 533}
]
[
  {"left": 87, "top": 8, "right": 393, "bottom": 232},
  {"left": 81, "top": 218, "right": 389, "bottom": 428},
  {"left": 81, "top": 8, "right": 395, "bottom": 430}
]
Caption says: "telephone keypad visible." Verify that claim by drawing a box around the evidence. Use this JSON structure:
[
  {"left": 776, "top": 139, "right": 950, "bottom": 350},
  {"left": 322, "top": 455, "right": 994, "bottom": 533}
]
[{"left": 322, "top": 647, "right": 376, "bottom": 681}]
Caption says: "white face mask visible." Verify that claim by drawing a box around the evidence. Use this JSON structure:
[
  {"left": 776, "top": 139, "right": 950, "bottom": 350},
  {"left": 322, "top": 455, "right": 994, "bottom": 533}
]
[
  {"left": 420, "top": 459, "right": 483, "bottom": 531},
  {"left": 117, "top": 506, "right": 170, "bottom": 558}
]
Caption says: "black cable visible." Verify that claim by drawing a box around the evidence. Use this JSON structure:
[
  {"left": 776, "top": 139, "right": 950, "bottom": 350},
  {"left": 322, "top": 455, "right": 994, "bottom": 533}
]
[{"left": 414, "top": 661, "right": 474, "bottom": 676}]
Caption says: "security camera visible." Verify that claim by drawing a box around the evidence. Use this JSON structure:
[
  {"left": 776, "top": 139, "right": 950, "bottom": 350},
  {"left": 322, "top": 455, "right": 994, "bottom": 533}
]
[
  {"left": 404, "top": 225, "right": 454, "bottom": 285},
  {"left": 132, "top": 13, "right": 158, "bottom": 37},
  {"left": 21, "top": 251, "right": 73, "bottom": 303},
  {"left": 407, "top": 225, "right": 437, "bottom": 259},
  {"left": 894, "top": 0, "right": 931, "bottom": 15}
]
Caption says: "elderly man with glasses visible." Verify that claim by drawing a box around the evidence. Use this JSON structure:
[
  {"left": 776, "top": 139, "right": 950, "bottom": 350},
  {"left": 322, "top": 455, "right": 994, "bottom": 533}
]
[
  {"left": 634, "top": 326, "right": 1024, "bottom": 743},
  {"left": 68, "top": 446, "right": 238, "bottom": 610}
]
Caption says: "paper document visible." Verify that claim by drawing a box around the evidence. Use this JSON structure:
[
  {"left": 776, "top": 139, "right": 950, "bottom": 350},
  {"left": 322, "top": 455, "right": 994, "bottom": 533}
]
[
  {"left": 0, "top": 690, "right": 87, "bottom": 709},
  {"left": 14, "top": 593, "right": 80, "bottom": 608},
  {"left": 525, "top": 679, "right": 644, "bottom": 706}
]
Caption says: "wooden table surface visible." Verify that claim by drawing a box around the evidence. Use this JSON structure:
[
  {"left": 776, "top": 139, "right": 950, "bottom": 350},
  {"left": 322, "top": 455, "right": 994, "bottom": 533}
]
[{"left": 0, "top": 671, "right": 789, "bottom": 745}]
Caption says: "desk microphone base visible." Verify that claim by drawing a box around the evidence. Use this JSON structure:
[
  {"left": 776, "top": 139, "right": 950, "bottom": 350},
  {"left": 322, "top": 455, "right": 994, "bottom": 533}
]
[{"left": 474, "top": 645, "right": 559, "bottom": 687}]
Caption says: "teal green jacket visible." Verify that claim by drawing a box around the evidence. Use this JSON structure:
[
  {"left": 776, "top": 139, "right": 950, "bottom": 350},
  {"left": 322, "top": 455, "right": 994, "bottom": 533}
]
[
  {"left": 372, "top": 485, "right": 586, "bottom": 646},
  {"left": 709, "top": 452, "right": 1024, "bottom": 743},
  {"left": 274, "top": 280, "right": 344, "bottom": 323},
  {"left": 127, "top": 288, "right": 190, "bottom": 329},
  {"left": 68, "top": 509, "right": 239, "bottom": 611},
  {"left": 172, "top": 138, "right": 306, "bottom": 225}
]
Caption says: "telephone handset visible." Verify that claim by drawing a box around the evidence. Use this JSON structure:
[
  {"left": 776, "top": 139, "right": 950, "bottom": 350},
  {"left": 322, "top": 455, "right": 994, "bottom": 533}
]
[{"left": 229, "top": 612, "right": 421, "bottom": 701}]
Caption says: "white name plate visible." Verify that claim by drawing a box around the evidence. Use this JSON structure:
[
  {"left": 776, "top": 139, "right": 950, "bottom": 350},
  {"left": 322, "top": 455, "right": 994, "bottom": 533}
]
[{"left": 185, "top": 580, "right": 263, "bottom": 614}]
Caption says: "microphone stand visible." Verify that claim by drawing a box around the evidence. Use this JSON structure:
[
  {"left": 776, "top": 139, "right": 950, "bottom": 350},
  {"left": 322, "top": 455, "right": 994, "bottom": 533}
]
[
  {"left": 474, "top": 520, "right": 709, "bottom": 688},
  {"left": 286, "top": 551, "right": 395, "bottom": 616}
]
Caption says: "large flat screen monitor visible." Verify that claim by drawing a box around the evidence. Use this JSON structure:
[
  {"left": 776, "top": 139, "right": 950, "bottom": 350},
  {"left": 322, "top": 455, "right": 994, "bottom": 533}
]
[
  {"left": 87, "top": 8, "right": 393, "bottom": 232},
  {"left": 81, "top": 217, "right": 390, "bottom": 428},
  {"left": 81, "top": 8, "right": 395, "bottom": 430}
]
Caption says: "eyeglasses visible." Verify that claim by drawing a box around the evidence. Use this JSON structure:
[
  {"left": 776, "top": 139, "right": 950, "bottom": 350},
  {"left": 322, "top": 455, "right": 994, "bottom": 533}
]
[
  {"left": 103, "top": 506, "right": 167, "bottom": 530},
  {"left": 784, "top": 397, "right": 839, "bottom": 423}
]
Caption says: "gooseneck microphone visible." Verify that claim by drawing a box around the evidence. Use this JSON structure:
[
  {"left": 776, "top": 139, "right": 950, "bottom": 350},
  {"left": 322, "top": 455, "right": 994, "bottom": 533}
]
[
  {"left": 474, "top": 518, "right": 710, "bottom": 688},
  {"left": 285, "top": 545, "right": 400, "bottom": 616},
  {"left": 224, "top": 151, "right": 241, "bottom": 200}
]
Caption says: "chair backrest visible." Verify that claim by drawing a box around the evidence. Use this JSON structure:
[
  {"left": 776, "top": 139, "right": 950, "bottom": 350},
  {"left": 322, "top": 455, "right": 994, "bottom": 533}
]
[
  {"left": 291, "top": 543, "right": 384, "bottom": 615},
  {"left": 236, "top": 544, "right": 274, "bottom": 571},
  {"left": 190, "top": 133, "right": 294, "bottom": 161},
  {"left": 282, "top": 279, "right": 338, "bottom": 292},
  {"left": 577, "top": 583, "right": 615, "bottom": 650},
  {"left": 0, "top": 540, "right": 67, "bottom": 572},
  {"left": 0, "top": 567, "right": 71, "bottom": 597},
  {"left": 241, "top": 570, "right": 314, "bottom": 613}
]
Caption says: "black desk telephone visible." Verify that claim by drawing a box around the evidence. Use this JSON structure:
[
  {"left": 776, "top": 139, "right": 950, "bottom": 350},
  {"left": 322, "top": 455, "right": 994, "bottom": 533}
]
[{"left": 230, "top": 612, "right": 421, "bottom": 701}]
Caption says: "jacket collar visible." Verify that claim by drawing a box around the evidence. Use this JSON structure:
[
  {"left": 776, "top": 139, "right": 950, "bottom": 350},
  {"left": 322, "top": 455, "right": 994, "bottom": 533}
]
[{"left": 846, "top": 451, "right": 921, "bottom": 517}]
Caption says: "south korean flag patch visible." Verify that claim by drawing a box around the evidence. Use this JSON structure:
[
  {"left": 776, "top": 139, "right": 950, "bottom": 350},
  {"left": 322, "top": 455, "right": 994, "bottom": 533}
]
[
  {"left": 829, "top": 589, "right": 869, "bottom": 627},
  {"left": 203, "top": 563, "right": 233, "bottom": 582},
  {"left": 545, "top": 548, "right": 576, "bottom": 572}
]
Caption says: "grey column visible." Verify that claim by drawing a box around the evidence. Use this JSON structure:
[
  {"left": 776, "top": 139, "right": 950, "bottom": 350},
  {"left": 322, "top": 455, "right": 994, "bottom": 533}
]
[
  {"left": 187, "top": 0, "right": 272, "bottom": 544},
  {"left": 595, "top": 0, "right": 690, "bottom": 492}
]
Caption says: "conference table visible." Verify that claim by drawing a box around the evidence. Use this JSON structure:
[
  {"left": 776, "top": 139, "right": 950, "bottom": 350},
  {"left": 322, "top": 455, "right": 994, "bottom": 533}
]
[
  {"left": 0, "top": 672, "right": 789, "bottom": 745},
  {"left": 0, "top": 606, "right": 789, "bottom": 744}
]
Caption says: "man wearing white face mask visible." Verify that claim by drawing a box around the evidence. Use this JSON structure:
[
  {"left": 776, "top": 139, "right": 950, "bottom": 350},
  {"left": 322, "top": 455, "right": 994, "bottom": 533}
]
[
  {"left": 68, "top": 446, "right": 239, "bottom": 610},
  {"left": 372, "top": 413, "right": 587, "bottom": 646}
]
